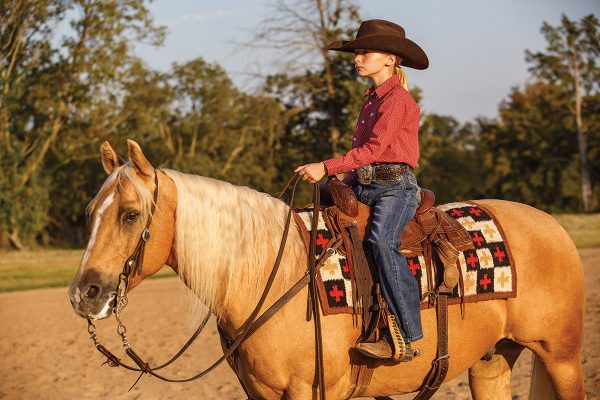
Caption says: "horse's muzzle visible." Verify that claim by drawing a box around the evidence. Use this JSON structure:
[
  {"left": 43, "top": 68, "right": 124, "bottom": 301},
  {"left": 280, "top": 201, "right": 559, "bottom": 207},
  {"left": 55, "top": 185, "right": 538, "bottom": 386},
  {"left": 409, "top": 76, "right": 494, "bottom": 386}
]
[{"left": 68, "top": 270, "right": 117, "bottom": 320}]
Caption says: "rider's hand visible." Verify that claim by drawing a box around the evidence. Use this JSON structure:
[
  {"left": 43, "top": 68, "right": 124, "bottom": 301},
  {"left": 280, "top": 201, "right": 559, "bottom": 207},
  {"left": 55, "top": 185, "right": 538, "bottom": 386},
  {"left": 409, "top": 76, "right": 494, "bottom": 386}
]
[{"left": 294, "top": 162, "right": 326, "bottom": 183}]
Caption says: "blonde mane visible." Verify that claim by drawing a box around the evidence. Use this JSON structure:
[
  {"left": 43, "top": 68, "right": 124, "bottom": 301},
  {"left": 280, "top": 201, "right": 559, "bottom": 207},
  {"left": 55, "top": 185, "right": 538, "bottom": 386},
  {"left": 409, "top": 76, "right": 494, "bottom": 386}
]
[{"left": 163, "top": 169, "right": 304, "bottom": 318}]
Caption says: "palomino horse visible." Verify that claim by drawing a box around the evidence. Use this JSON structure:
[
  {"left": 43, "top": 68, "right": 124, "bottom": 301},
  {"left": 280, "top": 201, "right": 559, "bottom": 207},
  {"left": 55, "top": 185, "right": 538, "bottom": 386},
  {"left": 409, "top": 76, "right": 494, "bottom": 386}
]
[{"left": 69, "top": 140, "right": 587, "bottom": 399}]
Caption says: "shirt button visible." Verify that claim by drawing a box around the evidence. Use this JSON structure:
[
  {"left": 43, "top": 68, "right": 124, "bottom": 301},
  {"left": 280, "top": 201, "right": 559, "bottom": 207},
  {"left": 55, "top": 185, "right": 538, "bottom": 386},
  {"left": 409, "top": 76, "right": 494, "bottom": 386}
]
[
  {"left": 370, "top": 113, "right": 374, "bottom": 117},
  {"left": 361, "top": 120, "right": 365, "bottom": 123},
  {"left": 353, "top": 138, "right": 356, "bottom": 141},
  {"left": 368, "top": 102, "right": 372, "bottom": 105}
]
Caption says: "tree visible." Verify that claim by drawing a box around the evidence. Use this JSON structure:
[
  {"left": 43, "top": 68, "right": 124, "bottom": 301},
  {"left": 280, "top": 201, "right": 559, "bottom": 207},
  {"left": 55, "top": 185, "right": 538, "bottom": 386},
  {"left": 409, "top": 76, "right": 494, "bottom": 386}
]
[
  {"left": 0, "top": 0, "right": 164, "bottom": 248},
  {"left": 245, "top": 0, "right": 361, "bottom": 158},
  {"left": 526, "top": 14, "right": 599, "bottom": 212},
  {"left": 118, "top": 58, "right": 289, "bottom": 193},
  {"left": 478, "top": 82, "right": 584, "bottom": 212},
  {"left": 416, "top": 113, "right": 487, "bottom": 203},
  {"left": 264, "top": 51, "right": 365, "bottom": 187}
]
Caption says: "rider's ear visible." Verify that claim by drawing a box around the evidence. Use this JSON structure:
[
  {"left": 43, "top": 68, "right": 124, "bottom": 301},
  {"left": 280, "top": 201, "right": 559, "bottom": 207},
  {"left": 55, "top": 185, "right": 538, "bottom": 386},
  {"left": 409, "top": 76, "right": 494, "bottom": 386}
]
[
  {"left": 127, "top": 139, "right": 154, "bottom": 177},
  {"left": 100, "top": 141, "right": 121, "bottom": 175},
  {"left": 386, "top": 55, "right": 396, "bottom": 67}
]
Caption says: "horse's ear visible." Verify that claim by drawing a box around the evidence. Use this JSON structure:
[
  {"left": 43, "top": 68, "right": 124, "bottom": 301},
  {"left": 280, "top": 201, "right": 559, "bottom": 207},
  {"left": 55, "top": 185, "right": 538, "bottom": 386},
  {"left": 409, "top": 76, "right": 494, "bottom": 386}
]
[
  {"left": 127, "top": 139, "right": 154, "bottom": 177},
  {"left": 100, "top": 141, "right": 121, "bottom": 175}
]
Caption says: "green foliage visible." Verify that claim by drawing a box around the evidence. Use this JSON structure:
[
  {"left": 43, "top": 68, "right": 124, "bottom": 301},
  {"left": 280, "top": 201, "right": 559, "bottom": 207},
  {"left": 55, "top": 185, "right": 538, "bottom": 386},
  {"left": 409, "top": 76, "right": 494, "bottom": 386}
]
[
  {"left": 0, "top": 0, "right": 164, "bottom": 248},
  {"left": 525, "top": 14, "right": 599, "bottom": 211},
  {"left": 416, "top": 114, "right": 486, "bottom": 203},
  {"left": 479, "top": 82, "right": 582, "bottom": 211},
  {"left": 475, "top": 14, "right": 599, "bottom": 212},
  {"left": 0, "top": 153, "right": 51, "bottom": 247},
  {"left": 263, "top": 52, "right": 367, "bottom": 202},
  {"left": 116, "top": 58, "right": 288, "bottom": 193},
  {"left": 526, "top": 14, "right": 599, "bottom": 95}
]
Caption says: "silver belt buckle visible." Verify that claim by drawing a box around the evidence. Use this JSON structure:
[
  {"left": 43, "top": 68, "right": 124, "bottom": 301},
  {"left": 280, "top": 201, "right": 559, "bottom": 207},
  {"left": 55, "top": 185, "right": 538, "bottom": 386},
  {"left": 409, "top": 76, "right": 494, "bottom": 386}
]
[{"left": 357, "top": 164, "right": 373, "bottom": 185}]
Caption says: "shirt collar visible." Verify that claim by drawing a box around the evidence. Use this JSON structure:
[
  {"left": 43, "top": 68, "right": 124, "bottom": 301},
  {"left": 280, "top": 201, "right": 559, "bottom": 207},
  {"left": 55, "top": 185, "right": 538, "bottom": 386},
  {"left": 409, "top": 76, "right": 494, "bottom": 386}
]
[{"left": 364, "top": 75, "right": 400, "bottom": 98}]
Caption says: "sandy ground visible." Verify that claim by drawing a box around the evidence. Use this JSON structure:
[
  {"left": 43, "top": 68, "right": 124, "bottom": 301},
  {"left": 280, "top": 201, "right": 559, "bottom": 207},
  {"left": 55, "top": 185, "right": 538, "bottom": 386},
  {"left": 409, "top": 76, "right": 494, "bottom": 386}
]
[{"left": 1, "top": 248, "right": 598, "bottom": 400}]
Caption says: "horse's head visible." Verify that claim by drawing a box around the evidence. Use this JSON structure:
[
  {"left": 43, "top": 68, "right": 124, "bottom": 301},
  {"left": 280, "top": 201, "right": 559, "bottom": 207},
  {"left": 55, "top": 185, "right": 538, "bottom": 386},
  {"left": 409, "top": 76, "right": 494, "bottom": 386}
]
[{"left": 69, "top": 140, "right": 177, "bottom": 320}]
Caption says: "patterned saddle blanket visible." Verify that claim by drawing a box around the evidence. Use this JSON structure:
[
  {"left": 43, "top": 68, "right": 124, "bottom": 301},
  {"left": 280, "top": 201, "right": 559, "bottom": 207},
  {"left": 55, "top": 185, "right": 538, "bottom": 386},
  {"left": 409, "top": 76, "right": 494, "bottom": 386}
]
[{"left": 294, "top": 201, "right": 517, "bottom": 315}]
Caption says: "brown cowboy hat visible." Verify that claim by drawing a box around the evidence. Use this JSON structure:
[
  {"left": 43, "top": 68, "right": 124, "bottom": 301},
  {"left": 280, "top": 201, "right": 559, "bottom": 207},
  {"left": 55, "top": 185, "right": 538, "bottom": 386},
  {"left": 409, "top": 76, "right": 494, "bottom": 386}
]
[{"left": 328, "top": 19, "right": 429, "bottom": 70}]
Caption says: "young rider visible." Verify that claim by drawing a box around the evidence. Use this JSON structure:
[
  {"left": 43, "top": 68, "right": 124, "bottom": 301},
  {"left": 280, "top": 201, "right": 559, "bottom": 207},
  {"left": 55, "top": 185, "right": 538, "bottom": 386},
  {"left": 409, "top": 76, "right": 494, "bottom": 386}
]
[{"left": 294, "top": 19, "right": 429, "bottom": 360}]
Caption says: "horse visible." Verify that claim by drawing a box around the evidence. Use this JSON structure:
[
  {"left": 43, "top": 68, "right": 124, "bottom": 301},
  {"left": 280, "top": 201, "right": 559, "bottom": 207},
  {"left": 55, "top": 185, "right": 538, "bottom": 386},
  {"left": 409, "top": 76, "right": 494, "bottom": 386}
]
[{"left": 68, "top": 139, "right": 587, "bottom": 399}]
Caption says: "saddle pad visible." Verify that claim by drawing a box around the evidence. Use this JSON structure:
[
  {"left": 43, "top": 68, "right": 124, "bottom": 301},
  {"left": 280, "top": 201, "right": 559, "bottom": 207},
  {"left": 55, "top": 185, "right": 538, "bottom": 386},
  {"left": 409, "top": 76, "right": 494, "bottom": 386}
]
[
  {"left": 295, "top": 201, "right": 517, "bottom": 315},
  {"left": 413, "top": 201, "right": 517, "bottom": 309},
  {"left": 296, "top": 209, "right": 355, "bottom": 315}
]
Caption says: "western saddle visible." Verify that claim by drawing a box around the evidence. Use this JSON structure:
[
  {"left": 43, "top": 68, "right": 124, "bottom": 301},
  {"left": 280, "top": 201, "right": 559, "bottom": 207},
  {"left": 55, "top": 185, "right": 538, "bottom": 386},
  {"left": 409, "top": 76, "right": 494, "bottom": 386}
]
[{"left": 318, "top": 176, "right": 474, "bottom": 399}]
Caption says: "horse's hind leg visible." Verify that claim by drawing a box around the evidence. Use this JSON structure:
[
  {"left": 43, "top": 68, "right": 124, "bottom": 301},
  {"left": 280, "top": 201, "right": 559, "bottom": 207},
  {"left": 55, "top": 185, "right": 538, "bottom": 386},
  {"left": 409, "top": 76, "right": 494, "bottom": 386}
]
[
  {"left": 468, "top": 341, "right": 523, "bottom": 400},
  {"left": 524, "top": 310, "right": 587, "bottom": 400},
  {"left": 529, "top": 347, "right": 587, "bottom": 400}
]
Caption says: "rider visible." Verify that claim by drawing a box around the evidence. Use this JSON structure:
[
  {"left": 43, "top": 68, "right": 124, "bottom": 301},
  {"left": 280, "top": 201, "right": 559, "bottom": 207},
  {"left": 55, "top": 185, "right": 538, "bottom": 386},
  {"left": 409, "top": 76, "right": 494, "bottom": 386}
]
[{"left": 294, "top": 19, "right": 429, "bottom": 360}]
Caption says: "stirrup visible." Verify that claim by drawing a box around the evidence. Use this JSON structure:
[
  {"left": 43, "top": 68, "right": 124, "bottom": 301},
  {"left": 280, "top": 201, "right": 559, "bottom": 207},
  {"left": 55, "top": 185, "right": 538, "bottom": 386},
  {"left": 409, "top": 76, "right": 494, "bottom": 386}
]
[{"left": 386, "top": 313, "right": 406, "bottom": 361}]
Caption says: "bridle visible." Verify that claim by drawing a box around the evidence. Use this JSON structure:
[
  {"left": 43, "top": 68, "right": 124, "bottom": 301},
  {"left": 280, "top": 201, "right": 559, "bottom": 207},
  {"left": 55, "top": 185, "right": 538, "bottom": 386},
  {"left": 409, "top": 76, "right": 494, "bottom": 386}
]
[{"left": 85, "top": 171, "right": 330, "bottom": 398}]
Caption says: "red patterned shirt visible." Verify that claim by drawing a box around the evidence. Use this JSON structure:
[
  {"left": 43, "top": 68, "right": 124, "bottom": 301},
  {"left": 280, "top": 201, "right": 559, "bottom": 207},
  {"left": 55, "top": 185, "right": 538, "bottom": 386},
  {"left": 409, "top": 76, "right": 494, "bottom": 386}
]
[{"left": 323, "top": 75, "right": 420, "bottom": 181}]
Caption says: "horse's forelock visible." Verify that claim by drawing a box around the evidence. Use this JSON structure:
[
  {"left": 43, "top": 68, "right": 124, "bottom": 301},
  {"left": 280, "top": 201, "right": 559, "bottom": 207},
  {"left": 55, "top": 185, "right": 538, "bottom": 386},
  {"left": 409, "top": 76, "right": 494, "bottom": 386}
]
[{"left": 91, "top": 163, "right": 154, "bottom": 219}]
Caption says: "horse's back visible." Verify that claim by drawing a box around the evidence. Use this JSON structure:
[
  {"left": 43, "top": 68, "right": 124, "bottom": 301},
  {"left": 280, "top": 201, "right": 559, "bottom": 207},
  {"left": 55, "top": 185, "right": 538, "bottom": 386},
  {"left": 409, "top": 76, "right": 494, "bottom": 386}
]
[
  {"left": 473, "top": 199, "right": 584, "bottom": 344},
  {"left": 473, "top": 199, "right": 581, "bottom": 270}
]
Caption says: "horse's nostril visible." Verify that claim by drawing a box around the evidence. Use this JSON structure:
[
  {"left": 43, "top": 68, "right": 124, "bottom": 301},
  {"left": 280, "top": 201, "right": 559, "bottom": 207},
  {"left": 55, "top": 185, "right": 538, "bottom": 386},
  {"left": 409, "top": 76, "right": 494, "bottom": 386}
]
[{"left": 84, "top": 284, "right": 101, "bottom": 299}]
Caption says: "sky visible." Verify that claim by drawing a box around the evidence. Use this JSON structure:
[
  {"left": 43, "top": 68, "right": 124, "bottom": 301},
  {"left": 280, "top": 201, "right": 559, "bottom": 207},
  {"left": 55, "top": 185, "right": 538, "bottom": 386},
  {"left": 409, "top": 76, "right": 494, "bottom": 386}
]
[{"left": 136, "top": 0, "right": 599, "bottom": 122}]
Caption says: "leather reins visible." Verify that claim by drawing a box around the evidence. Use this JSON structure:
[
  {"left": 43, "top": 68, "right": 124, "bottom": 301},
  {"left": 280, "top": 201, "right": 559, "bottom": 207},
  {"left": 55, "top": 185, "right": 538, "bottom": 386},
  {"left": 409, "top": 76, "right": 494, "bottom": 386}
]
[{"left": 86, "top": 172, "right": 330, "bottom": 397}]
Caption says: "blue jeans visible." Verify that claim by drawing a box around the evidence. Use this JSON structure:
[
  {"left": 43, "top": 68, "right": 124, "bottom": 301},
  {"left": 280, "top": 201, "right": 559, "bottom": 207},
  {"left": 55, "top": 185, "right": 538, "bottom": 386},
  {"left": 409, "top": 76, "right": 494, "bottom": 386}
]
[{"left": 353, "top": 172, "right": 423, "bottom": 343}]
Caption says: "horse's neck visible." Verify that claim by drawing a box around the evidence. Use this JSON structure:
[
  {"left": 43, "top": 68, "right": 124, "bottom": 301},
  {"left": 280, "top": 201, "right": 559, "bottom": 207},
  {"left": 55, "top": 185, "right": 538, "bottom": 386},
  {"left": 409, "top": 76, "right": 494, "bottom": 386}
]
[{"left": 166, "top": 170, "right": 305, "bottom": 334}]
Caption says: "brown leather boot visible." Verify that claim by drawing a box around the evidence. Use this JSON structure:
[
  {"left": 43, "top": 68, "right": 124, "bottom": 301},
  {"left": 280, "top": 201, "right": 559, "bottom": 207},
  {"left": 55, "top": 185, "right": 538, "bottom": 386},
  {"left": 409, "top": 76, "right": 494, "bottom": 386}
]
[{"left": 355, "top": 339, "right": 392, "bottom": 359}]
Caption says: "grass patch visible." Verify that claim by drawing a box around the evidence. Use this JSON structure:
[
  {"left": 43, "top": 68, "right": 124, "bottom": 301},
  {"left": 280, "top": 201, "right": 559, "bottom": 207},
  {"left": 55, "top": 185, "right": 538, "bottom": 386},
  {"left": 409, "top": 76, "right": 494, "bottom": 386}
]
[
  {"left": 0, "top": 248, "right": 175, "bottom": 292},
  {"left": 552, "top": 213, "right": 600, "bottom": 249}
]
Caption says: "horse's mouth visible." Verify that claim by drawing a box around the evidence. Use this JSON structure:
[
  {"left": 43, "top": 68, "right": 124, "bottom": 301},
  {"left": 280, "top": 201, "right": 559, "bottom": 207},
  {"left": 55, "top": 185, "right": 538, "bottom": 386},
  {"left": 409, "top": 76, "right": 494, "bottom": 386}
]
[{"left": 71, "top": 292, "right": 116, "bottom": 320}]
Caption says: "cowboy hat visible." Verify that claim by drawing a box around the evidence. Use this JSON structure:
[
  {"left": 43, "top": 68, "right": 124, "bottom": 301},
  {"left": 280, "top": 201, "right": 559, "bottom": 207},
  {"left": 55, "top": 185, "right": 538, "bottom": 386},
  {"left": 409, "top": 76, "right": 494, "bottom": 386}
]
[{"left": 328, "top": 19, "right": 429, "bottom": 70}]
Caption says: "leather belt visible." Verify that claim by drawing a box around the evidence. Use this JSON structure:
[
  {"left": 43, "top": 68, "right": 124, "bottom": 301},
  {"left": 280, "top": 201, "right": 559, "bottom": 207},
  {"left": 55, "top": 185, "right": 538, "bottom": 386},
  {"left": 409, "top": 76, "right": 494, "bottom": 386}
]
[{"left": 357, "top": 163, "right": 412, "bottom": 185}]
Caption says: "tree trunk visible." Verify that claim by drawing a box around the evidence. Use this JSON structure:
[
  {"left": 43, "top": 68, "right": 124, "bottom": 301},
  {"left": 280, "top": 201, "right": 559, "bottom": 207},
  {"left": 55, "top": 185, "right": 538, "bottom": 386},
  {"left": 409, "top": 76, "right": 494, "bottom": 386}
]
[
  {"left": 8, "top": 228, "right": 27, "bottom": 251},
  {"left": 221, "top": 128, "right": 247, "bottom": 175},
  {"left": 571, "top": 46, "right": 593, "bottom": 212},
  {"left": 16, "top": 103, "right": 64, "bottom": 190}
]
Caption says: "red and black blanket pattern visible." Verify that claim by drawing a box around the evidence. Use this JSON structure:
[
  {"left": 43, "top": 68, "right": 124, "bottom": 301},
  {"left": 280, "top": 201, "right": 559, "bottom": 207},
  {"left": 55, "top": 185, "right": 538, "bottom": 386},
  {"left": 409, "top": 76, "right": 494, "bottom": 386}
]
[
  {"left": 296, "top": 209, "right": 355, "bottom": 315},
  {"left": 295, "top": 201, "right": 516, "bottom": 315},
  {"left": 413, "top": 201, "right": 517, "bottom": 309}
]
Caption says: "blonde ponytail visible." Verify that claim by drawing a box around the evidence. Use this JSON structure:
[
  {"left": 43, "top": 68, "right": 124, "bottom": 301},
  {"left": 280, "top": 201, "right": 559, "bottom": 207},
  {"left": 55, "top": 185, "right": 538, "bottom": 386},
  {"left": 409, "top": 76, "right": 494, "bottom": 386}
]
[{"left": 394, "top": 65, "right": 409, "bottom": 90}]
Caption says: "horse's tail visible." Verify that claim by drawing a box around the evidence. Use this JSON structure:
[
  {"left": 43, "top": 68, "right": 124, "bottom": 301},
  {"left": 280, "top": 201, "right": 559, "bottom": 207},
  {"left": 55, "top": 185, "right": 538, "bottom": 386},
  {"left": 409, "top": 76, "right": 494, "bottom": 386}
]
[{"left": 528, "top": 353, "right": 556, "bottom": 400}]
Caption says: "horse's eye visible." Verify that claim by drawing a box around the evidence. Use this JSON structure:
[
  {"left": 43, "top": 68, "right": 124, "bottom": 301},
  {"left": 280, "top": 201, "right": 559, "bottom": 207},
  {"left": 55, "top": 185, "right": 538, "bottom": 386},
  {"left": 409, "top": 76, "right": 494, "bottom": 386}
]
[{"left": 124, "top": 211, "right": 139, "bottom": 224}]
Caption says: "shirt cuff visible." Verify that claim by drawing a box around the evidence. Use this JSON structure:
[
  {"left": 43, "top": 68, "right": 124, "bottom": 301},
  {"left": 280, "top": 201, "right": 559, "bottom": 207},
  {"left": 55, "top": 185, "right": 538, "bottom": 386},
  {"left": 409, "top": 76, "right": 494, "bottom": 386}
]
[{"left": 323, "top": 157, "right": 343, "bottom": 176}]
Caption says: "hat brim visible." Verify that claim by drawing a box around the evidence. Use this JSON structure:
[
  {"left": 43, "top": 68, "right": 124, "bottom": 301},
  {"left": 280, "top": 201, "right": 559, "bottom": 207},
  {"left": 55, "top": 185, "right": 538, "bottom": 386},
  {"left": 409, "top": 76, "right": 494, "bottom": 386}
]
[{"left": 328, "top": 34, "right": 429, "bottom": 70}]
